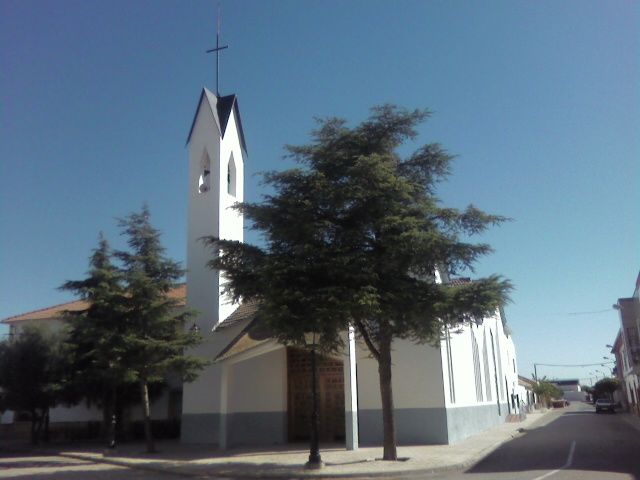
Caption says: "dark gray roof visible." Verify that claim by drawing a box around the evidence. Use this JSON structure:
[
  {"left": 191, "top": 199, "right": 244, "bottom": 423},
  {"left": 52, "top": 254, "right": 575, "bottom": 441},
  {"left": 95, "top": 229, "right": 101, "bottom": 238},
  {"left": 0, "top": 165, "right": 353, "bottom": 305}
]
[
  {"left": 215, "top": 300, "right": 260, "bottom": 330},
  {"left": 552, "top": 379, "right": 580, "bottom": 385},
  {"left": 214, "top": 301, "right": 277, "bottom": 361},
  {"left": 186, "top": 88, "right": 248, "bottom": 154}
]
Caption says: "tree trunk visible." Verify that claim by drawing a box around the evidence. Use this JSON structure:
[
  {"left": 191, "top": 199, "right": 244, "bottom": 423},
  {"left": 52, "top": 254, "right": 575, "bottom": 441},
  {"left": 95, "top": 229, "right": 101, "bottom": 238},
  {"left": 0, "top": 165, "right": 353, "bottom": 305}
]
[
  {"left": 102, "top": 390, "right": 111, "bottom": 439},
  {"left": 31, "top": 409, "right": 45, "bottom": 445},
  {"left": 43, "top": 408, "right": 50, "bottom": 443},
  {"left": 115, "top": 391, "right": 125, "bottom": 439},
  {"left": 378, "top": 335, "right": 397, "bottom": 461},
  {"left": 140, "top": 379, "right": 155, "bottom": 453},
  {"left": 30, "top": 410, "right": 39, "bottom": 445}
]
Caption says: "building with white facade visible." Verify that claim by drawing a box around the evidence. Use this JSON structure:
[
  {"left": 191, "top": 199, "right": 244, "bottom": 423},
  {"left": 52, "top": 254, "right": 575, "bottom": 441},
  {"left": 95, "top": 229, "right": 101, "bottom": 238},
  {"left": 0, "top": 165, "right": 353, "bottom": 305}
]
[
  {"left": 0, "top": 287, "right": 186, "bottom": 430},
  {"left": 179, "top": 86, "right": 522, "bottom": 449},
  {"left": 611, "top": 271, "right": 640, "bottom": 414},
  {"left": 1, "top": 84, "right": 522, "bottom": 448}
]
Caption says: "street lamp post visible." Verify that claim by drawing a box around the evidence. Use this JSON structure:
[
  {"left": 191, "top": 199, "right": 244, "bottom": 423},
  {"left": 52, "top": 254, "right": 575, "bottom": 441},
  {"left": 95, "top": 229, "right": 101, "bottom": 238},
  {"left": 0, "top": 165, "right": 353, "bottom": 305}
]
[
  {"left": 304, "top": 332, "right": 323, "bottom": 470},
  {"left": 109, "top": 414, "right": 117, "bottom": 449}
]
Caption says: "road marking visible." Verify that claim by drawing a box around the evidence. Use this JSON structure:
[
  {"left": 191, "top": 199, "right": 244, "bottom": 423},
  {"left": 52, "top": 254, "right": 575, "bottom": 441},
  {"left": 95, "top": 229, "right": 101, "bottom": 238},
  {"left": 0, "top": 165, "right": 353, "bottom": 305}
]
[{"left": 531, "top": 440, "right": 576, "bottom": 480}]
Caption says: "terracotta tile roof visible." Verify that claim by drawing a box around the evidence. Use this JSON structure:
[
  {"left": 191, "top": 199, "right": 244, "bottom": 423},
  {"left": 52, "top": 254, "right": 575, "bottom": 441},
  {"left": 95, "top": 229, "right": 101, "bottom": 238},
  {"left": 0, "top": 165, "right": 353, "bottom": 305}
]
[
  {"left": 1, "top": 299, "right": 90, "bottom": 324},
  {"left": 2, "top": 284, "right": 187, "bottom": 324},
  {"left": 447, "top": 277, "right": 472, "bottom": 286}
]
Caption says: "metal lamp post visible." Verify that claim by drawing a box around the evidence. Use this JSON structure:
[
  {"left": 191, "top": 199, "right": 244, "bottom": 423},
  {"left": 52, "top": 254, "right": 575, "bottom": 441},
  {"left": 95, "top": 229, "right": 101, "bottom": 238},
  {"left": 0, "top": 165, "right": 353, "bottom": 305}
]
[
  {"left": 304, "top": 332, "right": 323, "bottom": 470},
  {"left": 109, "top": 414, "right": 117, "bottom": 449}
]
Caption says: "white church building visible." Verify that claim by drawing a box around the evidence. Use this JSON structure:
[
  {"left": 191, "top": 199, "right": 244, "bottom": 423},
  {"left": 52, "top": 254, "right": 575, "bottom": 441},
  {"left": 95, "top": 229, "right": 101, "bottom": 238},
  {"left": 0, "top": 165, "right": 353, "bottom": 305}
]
[
  {"left": 1, "top": 82, "right": 522, "bottom": 447},
  {"left": 179, "top": 86, "right": 523, "bottom": 449}
]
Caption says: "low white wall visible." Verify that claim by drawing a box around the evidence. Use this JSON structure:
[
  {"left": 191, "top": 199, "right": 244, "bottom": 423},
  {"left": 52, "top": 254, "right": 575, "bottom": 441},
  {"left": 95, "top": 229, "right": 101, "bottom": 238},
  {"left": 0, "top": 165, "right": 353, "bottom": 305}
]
[
  {"left": 49, "top": 402, "right": 102, "bottom": 423},
  {"left": 182, "top": 322, "right": 247, "bottom": 415},
  {"left": 228, "top": 348, "right": 287, "bottom": 413}
]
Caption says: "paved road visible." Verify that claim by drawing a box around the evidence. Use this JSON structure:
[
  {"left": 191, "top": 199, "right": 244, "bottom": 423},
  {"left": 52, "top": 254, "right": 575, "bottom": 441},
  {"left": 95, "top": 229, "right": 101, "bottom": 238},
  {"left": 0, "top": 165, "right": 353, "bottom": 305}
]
[
  {"left": 1, "top": 403, "right": 638, "bottom": 480},
  {"left": 0, "top": 454, "right": 182, "bottom": 480},
  {"left": 432, "top": 402, "right": 640, "bottom": 480}
]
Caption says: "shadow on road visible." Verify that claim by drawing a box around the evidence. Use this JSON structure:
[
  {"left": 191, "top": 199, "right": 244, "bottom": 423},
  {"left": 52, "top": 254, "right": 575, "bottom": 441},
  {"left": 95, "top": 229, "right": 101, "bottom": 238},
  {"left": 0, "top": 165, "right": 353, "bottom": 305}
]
[{"left": 466, "top": 408, "right": 640, "bottom": 480}]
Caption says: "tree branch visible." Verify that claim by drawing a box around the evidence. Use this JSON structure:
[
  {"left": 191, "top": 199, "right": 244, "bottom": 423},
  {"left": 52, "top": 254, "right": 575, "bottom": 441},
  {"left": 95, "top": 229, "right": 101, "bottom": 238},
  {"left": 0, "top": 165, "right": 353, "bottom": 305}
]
[{"left": 354, "top": 318, "right": 380, "bottom": 361}]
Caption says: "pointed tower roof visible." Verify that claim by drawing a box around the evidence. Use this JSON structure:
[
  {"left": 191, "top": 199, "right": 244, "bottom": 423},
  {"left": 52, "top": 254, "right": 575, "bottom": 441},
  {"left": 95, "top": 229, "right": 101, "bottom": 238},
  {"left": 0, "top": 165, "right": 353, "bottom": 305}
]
[{"left": 186, "top": 88, "right": 247, "bottom": 154}]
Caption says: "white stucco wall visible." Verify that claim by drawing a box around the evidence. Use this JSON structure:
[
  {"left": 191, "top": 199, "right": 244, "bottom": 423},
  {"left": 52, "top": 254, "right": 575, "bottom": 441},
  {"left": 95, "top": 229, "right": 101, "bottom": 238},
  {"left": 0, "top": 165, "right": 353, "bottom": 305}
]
[
  {"left": 355, "top": 338, "right": 446, "bottom": 410},
  {"left": 227, "top": 348, "right": 287, "bottom": 413},
  {"left": 186, "top": 90, "right": 245, "bottom": 332},
  {"left": 49, "top": 401, "right": 102, "bottom": 423},
  {"left": 439, "top": 311, "right": 515, "bottom": 415},
  {"left": 10, "top": 318, "right": 65, "bottom": 336},
  {"left": 187, "top": 93, "right": 223, "bottom": 332},
  {"left": 182, "top": 321, "right": 248, "bottom": 415},
  {"left": 217, "top": 107, "right": 244, "bottom": 324}
]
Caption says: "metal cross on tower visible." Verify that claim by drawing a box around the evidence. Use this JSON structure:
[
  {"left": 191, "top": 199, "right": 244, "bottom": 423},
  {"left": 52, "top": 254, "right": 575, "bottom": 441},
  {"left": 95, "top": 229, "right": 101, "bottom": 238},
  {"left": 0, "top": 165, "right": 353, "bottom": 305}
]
[{"left": 206, "top": 6, "right": 228, "bottom": 96}]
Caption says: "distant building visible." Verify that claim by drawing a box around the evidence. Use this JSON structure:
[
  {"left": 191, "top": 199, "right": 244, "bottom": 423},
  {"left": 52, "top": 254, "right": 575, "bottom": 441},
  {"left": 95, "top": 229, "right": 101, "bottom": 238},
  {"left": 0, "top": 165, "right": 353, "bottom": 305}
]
[
  {"left": 611, "top": 271, "right": 640, "bottom": 414},
  {"left": 517, "top": 375, "right": 537, "bottom": 410},
  {"left": 0, "top": 287, "right": 186, "bottom": 433},
  {"left": 551, "top": 379, "right": 587, "bottom": 403},
  {"left": 552, "top": 379, "right": 581, "bottom": 392}
]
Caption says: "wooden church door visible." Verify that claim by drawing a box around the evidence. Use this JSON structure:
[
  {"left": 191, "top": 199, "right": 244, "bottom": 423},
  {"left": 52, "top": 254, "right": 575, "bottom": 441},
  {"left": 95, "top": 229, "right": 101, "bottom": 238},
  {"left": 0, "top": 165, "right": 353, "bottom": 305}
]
[{"left": 287, "top": 347, "right": 345, "bottom": 442}]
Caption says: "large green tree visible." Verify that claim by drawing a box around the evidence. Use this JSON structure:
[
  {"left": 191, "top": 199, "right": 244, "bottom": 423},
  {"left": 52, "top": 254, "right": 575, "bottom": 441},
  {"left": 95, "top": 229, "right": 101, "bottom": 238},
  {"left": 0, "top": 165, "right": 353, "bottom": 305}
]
[
  {"left": 0, "top": 324, "right": 68, "bottom": 444},
  {"left": 533, "top": 380, "right": 564, "bottom": 407},
  {"left": 116, "top": 205, "right": 207, "bottom": 452},
  {"left": 594, "top": 377, "right": 620, "bottom": 400},
  {"left": 60, "top": 233, "right": 134, "bottom": 437},
  {"left": 206, "top": 105, "right": 511, "bottom": 460}
]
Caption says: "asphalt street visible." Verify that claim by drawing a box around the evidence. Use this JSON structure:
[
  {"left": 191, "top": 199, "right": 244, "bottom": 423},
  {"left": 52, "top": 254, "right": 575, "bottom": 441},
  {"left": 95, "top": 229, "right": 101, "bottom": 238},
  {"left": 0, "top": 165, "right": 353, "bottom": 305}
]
[
  {"left": 433, "top": 402, "right": 640, "bottom": 480},
  {"left": 1, "top": 403, "right": 638, "bottom": 479}
]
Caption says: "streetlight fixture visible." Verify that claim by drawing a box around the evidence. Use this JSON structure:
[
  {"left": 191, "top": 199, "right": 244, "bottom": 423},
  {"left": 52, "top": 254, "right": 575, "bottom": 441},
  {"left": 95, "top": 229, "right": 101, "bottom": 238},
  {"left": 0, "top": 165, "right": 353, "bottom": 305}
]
[{"left": 304, "top": 332, "right": 323, "bottom": 470}]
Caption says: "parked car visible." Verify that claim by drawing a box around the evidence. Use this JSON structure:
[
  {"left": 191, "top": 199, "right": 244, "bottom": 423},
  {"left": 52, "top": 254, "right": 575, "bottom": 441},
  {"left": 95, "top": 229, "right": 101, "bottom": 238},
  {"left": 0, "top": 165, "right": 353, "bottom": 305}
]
[{"left": 595, "top": 398, "right": 615, "bottom": 413}]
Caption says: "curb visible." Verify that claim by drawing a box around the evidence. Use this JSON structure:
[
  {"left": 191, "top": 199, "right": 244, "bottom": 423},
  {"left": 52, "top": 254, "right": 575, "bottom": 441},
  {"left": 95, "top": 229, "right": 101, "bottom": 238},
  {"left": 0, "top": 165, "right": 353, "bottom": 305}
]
[
  {"left": 57, "top": 450, "right": 476, "bottom": 479},
  {"left": 56, "top": 431, "right": 521, "bottom": 480},
  {"left": 55, "top": 412, "right": 554, "bottom": 479}
]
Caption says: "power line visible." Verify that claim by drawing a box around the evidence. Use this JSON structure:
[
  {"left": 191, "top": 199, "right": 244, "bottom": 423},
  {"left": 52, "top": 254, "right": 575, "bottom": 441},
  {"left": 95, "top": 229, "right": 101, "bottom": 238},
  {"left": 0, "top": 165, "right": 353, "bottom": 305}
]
[
  {"left": 518, "top": 308, "right": 615, "bottom": 320},
  {"left": 566, "top": 309, "right": 613, "bottom": 316},
  {"left": 535, "top": 361, "right": 615, "bottom": 368}
]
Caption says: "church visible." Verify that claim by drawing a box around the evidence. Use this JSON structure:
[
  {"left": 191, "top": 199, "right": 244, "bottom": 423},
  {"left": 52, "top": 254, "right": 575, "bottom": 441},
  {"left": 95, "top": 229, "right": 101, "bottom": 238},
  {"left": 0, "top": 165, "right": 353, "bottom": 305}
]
[
  {"left": 1, "top": 63, "right": 522, "bottom": 450},
  {"left": 179, "top": 83, "right": 522, "bottom": 449}
]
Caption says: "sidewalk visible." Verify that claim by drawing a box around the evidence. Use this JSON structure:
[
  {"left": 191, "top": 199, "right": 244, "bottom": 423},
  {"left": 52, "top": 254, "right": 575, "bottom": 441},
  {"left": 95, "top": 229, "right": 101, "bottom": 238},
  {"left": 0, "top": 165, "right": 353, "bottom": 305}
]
[
  {"left": 619, "top": 411, "right": 640, "bottom": 433},
  {"left": 51, "top": 410, "right": 553, "bottom": 478}
]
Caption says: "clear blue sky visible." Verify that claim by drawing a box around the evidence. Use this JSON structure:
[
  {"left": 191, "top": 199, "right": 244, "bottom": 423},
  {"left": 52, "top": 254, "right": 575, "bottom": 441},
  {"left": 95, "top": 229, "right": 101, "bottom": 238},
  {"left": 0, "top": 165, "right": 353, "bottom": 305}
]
[{"left": 1, "top": 0, "right": 638, "bottom": 384}]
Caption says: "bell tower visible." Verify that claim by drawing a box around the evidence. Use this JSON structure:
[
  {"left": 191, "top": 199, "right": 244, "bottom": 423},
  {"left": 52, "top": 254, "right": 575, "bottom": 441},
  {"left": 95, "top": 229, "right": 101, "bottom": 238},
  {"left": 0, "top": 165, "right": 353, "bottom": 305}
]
[{"left": 186, "top": 89, "right": 246, "bottom": 330}]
